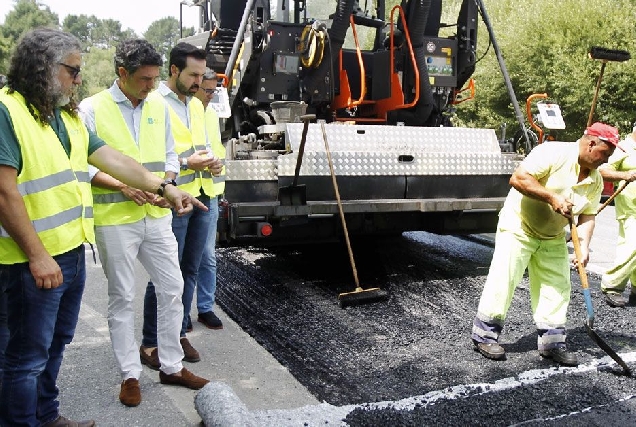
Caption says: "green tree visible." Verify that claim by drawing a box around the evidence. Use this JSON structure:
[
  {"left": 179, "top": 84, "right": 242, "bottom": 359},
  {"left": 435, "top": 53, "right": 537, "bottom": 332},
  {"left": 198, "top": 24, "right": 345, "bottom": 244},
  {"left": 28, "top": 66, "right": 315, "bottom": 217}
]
[
  {"left": 62, "top": 14, "right": 95, "bottom": 47},
  {"left": 458, "top": 0, "right": 636, "bottom": 141},
  {"left": 79, "top": 46, "right": 116, "bottom": 99},
  {"left": 0, "top": 0, "right": 59, "bottom": 72},
  {"left": 63, "top": 15, "right": 137, "bottom": 51},
  {"left": 144, "top": 17, "right": 183, "bottom": 78}
]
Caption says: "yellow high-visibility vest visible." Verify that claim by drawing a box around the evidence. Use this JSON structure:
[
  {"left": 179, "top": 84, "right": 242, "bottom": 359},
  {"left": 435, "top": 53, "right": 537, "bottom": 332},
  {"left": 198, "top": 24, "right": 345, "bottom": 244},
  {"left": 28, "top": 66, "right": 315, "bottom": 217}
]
[
  {"left": 0, "top": 89, "right": 94, "bottom": 264},
  {"left": 89, "top": 90, "right": 170, "bottom": 226},
  {"left": 149, "top": 92, "right": 215, "bottom": 197},
  {"left": 205, "top": 107, "right": 226, "bottom": 197}
]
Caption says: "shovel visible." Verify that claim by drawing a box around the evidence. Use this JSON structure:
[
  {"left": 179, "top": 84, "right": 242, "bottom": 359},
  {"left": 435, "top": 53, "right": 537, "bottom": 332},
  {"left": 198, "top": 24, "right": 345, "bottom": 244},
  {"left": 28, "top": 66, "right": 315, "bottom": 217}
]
[
  {"left": 570, "top": 218, "right": 631, "bottom": 375},
  {"left": 278, "top": 114, "right": 315, "bottom": 206}
]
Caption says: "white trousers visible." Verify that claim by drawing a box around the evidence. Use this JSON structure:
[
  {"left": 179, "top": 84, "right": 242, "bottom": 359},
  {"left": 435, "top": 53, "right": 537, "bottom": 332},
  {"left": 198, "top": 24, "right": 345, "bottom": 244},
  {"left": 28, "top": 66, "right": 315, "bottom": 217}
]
[{"left": 95, "top": 215, "right": 184, "bottom": 380}]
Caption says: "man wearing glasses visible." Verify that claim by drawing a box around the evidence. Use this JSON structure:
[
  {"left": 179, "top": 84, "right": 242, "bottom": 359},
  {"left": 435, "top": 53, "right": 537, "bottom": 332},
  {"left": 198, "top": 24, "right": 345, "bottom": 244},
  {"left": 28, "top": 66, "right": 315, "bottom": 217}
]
[
  {"left": 0, "top": 28, "right": 205, "bottom": 426},
  {"left": 191, "top": 68, "right": 226, "bottom": 331},
  {"left": 471, "top": 122, "right": 620, "bottom": 366}
]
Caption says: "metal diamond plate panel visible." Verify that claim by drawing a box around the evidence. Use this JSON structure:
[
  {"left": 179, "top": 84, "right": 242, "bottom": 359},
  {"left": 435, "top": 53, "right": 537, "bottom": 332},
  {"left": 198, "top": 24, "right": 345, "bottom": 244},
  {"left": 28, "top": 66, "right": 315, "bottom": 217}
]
[
  {"left": 285, "top": 123, "right": 502, "bottom": 153},
  {"left": 225, "top": 159, "right": 277, "bottom": 181},
  {"left": 277, "top": 123, "right": 517, "bottom": 177},
  {"left": 278, "top": 151, "right": 518, "bottom": 176}
]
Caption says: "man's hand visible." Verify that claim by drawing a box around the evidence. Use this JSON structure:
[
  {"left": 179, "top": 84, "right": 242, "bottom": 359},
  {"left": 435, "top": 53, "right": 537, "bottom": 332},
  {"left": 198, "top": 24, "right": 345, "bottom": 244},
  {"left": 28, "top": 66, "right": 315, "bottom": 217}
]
[
  {"left": 150, "top": 195, "right": 172, "bottom": 209},
  {"left": 185, "top": 150, "right": 218, "bottom": 171},
  {"left": 29, "top": 253, "right": 63, "bottom": 289},
  {"left": 121, "top": 186, "right": 154, "bottom": 206},
  {"left": 570, "top": 245, "right": 590, "bottom": 268},
  {"left": 162, "top": 184, "right": 208, "bottom": 215},
  {"left": 624, "top": 170, "right": 636, "bottom": 182},
  {"left": 550, "top": 193, "right": 574, "bottom": 218},
  {"left": 208, "top": 158, "right": 223, "bottom": 176}
]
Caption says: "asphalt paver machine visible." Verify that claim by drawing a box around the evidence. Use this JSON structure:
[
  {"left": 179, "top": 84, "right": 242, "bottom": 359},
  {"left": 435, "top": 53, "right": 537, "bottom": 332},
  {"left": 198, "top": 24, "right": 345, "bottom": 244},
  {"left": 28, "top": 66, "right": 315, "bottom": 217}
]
[{"left": 179, "top": 0, "right": 524, "bottom": 245}]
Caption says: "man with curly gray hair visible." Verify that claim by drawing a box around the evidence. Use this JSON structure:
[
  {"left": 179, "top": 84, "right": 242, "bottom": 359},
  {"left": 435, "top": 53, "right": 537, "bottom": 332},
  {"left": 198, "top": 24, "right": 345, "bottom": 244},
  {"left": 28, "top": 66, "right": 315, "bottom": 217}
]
[{"left": 0, "top": 28, "right": 206, "bottom": 426}]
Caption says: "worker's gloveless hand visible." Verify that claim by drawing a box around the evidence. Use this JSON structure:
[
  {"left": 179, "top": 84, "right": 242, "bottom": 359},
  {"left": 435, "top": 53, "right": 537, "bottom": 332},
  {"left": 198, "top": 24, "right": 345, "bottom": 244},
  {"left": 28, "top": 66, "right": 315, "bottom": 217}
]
[
  {"left": 208, "top": 158, "right": 223, "bottom": 176},
  {"left": 121, "top": 185, "right": 153, "bottom": 206},
  {"left": 187, "top": 150, "right": 217, "bottom": 171},
  {"left": 163, "top": 184, "right": 209, "bottom": 215},
  {"left": 29, "top": 253, "right": 63, "bottom": 289},
  {"left": 625, "top": 170, "right": 636, "bottom": 182},
  {"left": 570, "top": 246, "right": 590, "bottom": 268},
  {"left": 550, "top": 193, "right": 574, "bottom": 218},
  {"left": 150, "top": 195, "right": 172, "bottom": 209}
]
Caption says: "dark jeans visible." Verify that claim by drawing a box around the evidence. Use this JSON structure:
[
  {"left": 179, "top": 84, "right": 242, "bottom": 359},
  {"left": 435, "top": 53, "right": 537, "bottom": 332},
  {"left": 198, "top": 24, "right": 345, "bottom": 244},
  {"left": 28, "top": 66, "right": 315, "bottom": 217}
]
[
  {"left": 143, "top": 196, "right": 213, "bottom": 347},
  {"left": 0, "top": 246, "right": 85, "bottom": 427}
]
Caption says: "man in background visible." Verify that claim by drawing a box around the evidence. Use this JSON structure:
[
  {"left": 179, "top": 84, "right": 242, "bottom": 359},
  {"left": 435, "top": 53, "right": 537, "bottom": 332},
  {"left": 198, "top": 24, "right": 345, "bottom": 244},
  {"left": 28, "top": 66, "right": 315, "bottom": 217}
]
[
  {"left": 192, "top": 67, "right": 226, "bottom": 330},
  {"left": 142, "top": 44, "right": 223, "bottom": 369},
  {"left": 599, "top": 123, "right": 636, "bottom": 307}
]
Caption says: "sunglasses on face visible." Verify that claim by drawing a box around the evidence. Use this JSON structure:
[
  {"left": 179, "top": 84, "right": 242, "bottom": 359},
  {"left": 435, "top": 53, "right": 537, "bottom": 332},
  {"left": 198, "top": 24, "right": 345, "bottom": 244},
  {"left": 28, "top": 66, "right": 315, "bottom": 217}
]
[{"left": 59, "top": 62, "right": 81, "bottom": 79}]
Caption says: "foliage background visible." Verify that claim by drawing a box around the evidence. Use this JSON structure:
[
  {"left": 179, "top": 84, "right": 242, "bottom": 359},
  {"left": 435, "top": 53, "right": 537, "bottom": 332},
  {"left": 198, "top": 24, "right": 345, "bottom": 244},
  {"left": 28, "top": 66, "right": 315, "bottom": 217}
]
[{"left": 1, "top": 0, "right": 636, "bottom": 140}]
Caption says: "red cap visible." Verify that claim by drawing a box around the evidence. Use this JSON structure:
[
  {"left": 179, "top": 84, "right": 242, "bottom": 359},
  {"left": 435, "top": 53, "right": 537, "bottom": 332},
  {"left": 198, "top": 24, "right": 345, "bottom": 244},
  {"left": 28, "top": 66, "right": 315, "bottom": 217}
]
[{"left": 584, "top": 122, "right": 620, "bottom": 147}]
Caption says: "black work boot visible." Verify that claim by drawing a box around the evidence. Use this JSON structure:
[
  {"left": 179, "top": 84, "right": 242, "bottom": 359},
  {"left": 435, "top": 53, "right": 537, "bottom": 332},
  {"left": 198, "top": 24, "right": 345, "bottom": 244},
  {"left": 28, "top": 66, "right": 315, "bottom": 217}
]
[
  {"left": 628, "top": 290, "right": 636, "bottom": 306},
  {"left": 473, "top": 340, "right": 506, "bottom": 360},
  {"left": 604, "top": 291, "right": 628, "bottom": 308},
  {"left": 539, "top": 347, "right": 578, "bottom": 366}
]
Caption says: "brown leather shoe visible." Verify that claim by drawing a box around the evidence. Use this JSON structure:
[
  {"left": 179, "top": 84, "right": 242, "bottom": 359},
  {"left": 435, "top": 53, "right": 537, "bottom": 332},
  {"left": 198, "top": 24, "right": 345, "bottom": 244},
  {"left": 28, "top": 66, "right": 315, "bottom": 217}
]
[
  {"left": 140, "top": 346, "right": 160, "bottom": 370},
  {"left": 119, "top": 378, "right": 141, "bottom": 407},
  {"left": 43, "top": 415, "right": 95, "bottom": 427},
  {"left": 159, "top": 367, "right": 209, "bottom": 390},
  {"left": 180, "top": 337, "right": 200, "bottom": 363}
]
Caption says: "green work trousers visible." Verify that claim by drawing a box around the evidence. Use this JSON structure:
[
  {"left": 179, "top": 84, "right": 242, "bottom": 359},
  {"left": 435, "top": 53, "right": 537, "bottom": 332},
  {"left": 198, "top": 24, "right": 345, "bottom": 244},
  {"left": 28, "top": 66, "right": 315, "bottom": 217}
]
[
  {"left": 602, "top": 215, "right": 636, "bottom": 293},
  {"left": 476, "top": 227, "right": 571, "bottom": 332}
]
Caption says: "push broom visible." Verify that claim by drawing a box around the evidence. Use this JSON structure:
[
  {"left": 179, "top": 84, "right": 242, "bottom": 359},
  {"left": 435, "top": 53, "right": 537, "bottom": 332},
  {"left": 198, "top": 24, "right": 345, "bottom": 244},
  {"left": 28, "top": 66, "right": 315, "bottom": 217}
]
[
  {"left": 586, "top": 46, "right": 630, "bottom": 127},
  {"left": 320, "top": 122, "right": 389, "bottom": 308}
]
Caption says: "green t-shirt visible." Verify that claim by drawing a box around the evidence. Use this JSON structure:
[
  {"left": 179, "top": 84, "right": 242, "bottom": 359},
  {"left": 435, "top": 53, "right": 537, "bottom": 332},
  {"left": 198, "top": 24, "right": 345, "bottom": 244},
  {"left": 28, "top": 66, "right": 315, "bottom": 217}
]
[
  {"left": 601, "top": 135, "right": 636, "bottom": 221},
  {"left": 0, "top": 102, "right": 105, "bottom": 173}
]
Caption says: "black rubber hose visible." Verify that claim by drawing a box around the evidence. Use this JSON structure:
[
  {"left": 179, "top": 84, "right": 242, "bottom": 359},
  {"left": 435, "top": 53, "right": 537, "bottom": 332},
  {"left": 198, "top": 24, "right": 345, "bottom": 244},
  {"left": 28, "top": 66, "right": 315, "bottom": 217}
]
[{"left": 303, "top": 0, "right": 356, "bottom": 103}]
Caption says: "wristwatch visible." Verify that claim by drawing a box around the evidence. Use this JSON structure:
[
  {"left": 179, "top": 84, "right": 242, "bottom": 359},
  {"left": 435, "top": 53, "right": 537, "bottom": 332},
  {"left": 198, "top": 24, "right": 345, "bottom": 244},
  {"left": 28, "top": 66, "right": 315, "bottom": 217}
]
[
  {"left": 156, "top": 179, "right": 177, "bottom": 197},
  {"left": 180, "top": 157, "right": 188, "bottom": 170}
]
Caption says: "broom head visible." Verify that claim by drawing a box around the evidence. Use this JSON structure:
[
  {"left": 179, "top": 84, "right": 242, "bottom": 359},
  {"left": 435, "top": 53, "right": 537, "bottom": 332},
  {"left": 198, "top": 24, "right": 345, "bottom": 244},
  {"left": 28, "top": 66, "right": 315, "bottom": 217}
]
[
  {"left": 338, "top": 287, "right": 389, "bottom": 308},
  {"left": 589, "top": 46, "right": 631, "bottom": 62}
]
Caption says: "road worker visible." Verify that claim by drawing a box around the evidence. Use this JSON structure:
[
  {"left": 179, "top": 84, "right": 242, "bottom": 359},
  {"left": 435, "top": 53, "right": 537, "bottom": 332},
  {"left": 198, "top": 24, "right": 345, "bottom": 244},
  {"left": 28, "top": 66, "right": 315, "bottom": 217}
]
[
  {"left": 471, "top": 122, "right": 620, "bottom": 366},
  {"left": 599, "top": 124, "right": 636, "bottom": 307}
]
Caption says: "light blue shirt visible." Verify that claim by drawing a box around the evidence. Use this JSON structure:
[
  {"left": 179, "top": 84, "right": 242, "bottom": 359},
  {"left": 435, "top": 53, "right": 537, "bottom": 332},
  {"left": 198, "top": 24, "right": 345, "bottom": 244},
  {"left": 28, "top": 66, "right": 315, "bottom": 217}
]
[
  {"left": 79, "top": 80, "right": 179, "bottom": 179},
  {"left": 156, "top": 81, "right": 190, "bottom": 128}
]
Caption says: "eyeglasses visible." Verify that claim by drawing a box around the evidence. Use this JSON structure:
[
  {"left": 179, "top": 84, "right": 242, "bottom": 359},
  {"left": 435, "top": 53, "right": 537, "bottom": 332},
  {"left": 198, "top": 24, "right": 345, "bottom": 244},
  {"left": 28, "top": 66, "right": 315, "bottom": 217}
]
[
  {"left": 202, "top": 88, "right": 216, "bottom": 95},
  {"left": 59, "top": 62, "right": 81, "bottom": 80}
]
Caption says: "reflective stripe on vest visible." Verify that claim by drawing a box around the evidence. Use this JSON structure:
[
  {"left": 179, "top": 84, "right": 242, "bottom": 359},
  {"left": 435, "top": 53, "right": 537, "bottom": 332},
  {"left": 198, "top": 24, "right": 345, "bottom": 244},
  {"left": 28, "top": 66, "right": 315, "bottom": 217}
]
[
  {"left": 0, "top": 89, "right": 94, "bottom": 264},
  {"left": 205, "top": 107, "right": 226, "bottom": 196},
  {"left": 90, "top": 90, "right": 169, "bottom": 226}
]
